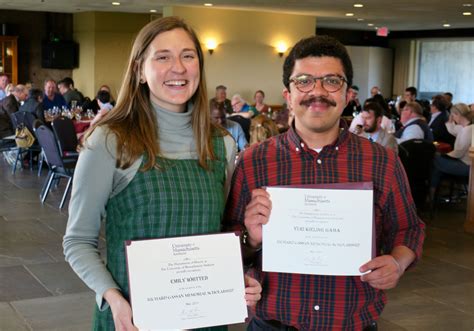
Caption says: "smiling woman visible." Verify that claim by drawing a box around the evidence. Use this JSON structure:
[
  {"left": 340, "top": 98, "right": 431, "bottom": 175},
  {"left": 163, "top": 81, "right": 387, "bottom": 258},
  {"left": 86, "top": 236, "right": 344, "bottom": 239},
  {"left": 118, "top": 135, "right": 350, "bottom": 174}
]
[
  {"left": 62, "top": 16, "right": 261, "bottom": 331},
  {"left": 141, "top": 28, "right": 200, "bottom": 113}
]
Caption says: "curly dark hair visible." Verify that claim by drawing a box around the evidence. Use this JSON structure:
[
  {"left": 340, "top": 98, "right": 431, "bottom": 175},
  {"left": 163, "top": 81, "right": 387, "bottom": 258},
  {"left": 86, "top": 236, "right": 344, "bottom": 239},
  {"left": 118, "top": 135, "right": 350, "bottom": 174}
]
[{"left": 283, "top": 35, "right": 353, "bottom": 89}]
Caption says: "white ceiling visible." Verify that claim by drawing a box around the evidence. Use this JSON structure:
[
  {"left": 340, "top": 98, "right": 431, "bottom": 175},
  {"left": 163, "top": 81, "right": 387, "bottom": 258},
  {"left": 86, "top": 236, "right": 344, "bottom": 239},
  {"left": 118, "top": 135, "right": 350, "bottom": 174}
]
[{"left": 0, "top": 0, "right": 473, "bottom": 31}]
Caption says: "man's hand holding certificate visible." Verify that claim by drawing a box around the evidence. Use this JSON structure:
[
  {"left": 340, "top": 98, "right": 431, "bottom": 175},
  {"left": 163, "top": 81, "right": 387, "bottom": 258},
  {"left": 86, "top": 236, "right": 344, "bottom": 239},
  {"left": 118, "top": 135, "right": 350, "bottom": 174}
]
[
  {"left": 244, "top": 183, "right": 375, "bottom": 276},
  {"left": 262, "top": 185, "right": 373, "bottom": 276}
]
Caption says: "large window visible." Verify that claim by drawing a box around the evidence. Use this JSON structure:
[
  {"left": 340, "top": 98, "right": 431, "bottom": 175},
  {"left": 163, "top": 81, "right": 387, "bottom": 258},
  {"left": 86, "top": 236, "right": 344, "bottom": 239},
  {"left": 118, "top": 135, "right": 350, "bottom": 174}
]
[{"left": 418, "top": 40, "right": 474, "bottom": 104}]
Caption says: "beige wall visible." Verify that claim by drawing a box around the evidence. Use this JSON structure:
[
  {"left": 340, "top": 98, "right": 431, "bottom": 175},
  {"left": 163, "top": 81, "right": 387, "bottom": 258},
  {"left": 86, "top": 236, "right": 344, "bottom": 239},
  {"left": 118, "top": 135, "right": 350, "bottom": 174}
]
[
  {"left": 345, "top": 46, "right": 393, "bottom": 100},
  {"left": 72, "top": 12, "right": 150, "bottom": 100},
  {"left": 73, "top": 12, "right": 96, "bottom": 99},
  {"left": 164, "top": 6, "right": 316, "bottom": 105}
]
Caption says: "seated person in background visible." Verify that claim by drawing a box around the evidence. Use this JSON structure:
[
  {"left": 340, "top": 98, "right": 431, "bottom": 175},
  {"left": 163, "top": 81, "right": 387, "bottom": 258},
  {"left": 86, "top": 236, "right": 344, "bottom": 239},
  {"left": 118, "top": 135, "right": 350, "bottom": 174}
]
[
  {"left": 0, "top": 84, "right": 29, "bottom": 139},
  {"left": 404, "top": 86, "right": 417, "bottom": 103},
  {"left": 1, "top": 84, "right": 28, "bottom": 115},
  {"left": 249, "top": 114, "right": 279, "bottom": 146},
  {"left": 370, "top": 86, "right": 381, "bottom": 97},
  {"left": 392, "top": 99, "right": 406, "bottom": 131},
  {"left": 430, "top": 103, "right": 472, "bottom": 195},
  {"left": 19, "top": 88, "right": 45, "bottom": 123},
  {"left": 395, "top": 102, "right": 433, "bottom": 144},
  {"left": 273, "top": 102, "right": 290, "bottom": 132},
  {"left": 83, "top": 90, "right": 113, "bottom": 114},
  {"left": 429, "top": 94, "right": 455, "bottom": 146},
  {"left": 396, "top": 100, "right": 407, "bottom": 118},
  {"left": 350, "top": 97, "right": 393, "bottom": 133},
  {"left": 42, "top": 79, "right": 67, "bottom": 110},
  {"left": 443, "top": 92, "right": 453, "bottom": 112},
  {"left": 229, "top": 94, "right": 257, "bottom": 119},
  {"left": 210, "top": 101, "right": 248, "bottom": 152},
  {"left": 373, "top": 94, "right": 392, "bottom": 118},
  {"left": 210, "top": 85, "right": 232, "bottom": 115},
  {"left": 58, "top": 77, "right": 84, "bottom": 107},
  {"left": 342, "top": 84, "right": 361, "bottom": 117},
  {"left": 5, "top": 83, "right": 14, "bottom": 97},
  {"left": 355, "top": 102, "right": 398, "bottom": 153},
  {"left": 253, "top": 90, "right": 269, "bottom": 114},
  {"left": 0, "top": 74, "right": 9, "bottom": 100},
  {"left": 404, "top": 86, "right": 431, "bottom": 122},
  {"left": 97, "top": 84, "right": 116, "bottom": 106},
  {"left": 88, "top": 90, "right": 114, "bottom": 126}
]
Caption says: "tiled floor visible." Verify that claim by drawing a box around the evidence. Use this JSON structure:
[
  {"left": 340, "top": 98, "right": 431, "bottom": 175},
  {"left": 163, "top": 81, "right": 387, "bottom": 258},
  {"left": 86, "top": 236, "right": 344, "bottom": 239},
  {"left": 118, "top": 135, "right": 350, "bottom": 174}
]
[{"left": 1, "top": 158, "right": 473, "bottom": 330}]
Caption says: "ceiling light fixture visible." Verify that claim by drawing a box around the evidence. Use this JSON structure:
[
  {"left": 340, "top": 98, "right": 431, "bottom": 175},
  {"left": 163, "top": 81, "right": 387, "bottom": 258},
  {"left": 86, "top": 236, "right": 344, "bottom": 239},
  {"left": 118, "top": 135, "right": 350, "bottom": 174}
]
[
  {"left": 354, "top": 4, "right": 364, "bottom": 8},
  {"left": 345, "top": 13, "right": 354, "bottom": 16},
  {"left": 463, "top": 11, "right": 472, "bottom": 15},
  {"left": 150, "top": 9, "right": 157, "bottom": 13},
  {"left": 204, "top": 3, "right": 213, "bottom": 6},
  {"left": 367, "top": 23, "right": 374, "bottom": 26},
  {"left": 443, "top": 23, "right": 451, "bottom": 27},
  {"left": 357, "top": 18, "right": 364, "bottom": 21},
  {"left": 462, "top": 3, "right": 472, "bottom": 6},
  {"left": 111, "top": 2, "right": 120, "bottom": 5}
]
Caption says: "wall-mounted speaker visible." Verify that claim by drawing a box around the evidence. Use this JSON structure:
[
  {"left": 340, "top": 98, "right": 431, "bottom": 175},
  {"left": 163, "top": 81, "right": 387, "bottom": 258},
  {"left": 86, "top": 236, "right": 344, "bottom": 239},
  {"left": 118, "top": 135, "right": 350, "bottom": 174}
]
[{"left": 41, "top": 41, "right": 79, "bottom": 69}]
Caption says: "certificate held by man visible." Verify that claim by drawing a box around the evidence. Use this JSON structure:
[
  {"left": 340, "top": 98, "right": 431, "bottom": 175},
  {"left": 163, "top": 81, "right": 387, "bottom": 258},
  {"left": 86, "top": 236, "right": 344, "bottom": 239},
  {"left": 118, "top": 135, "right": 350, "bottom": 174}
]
[
  {"left": 263, "top": 183, "right": 373, "bottom": 276},
  {"left": 125, "top": 232, "right": 248, "bottom": 330}
]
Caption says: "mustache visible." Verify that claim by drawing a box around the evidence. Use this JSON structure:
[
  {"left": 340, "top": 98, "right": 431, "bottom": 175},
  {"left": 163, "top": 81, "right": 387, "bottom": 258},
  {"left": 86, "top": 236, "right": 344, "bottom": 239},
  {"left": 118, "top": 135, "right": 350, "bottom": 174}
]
[{"left": 300, "top": 96, "right": 337, "bottom": 107}]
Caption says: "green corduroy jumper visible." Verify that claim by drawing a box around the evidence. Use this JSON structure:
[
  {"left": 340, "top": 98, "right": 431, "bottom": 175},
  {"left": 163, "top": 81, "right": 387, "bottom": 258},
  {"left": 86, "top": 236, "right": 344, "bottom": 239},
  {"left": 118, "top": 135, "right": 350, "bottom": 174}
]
[{"left": 93, "top": 137, "right": 228, "bottom": 331}]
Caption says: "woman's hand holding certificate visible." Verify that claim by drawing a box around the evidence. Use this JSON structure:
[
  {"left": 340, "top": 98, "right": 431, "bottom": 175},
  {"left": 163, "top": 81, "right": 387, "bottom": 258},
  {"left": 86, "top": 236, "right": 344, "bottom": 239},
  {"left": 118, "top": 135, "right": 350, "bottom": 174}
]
[{"left": 126, "top": 233, "right": 249, "bottom": 330}]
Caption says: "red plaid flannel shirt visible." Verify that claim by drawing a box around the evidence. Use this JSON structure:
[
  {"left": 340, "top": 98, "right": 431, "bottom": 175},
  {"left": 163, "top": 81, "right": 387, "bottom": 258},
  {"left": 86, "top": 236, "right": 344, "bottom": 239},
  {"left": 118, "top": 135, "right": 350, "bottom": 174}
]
[{"left": 224, "top": 122, "right": 425, "bottom": 330}]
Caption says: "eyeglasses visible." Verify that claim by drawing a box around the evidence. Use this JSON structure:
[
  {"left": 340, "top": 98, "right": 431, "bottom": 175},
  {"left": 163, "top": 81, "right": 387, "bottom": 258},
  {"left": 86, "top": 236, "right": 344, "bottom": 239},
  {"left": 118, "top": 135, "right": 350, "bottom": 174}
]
[{"left": 289, "top": 74, "right": 347, "bottom": 93}]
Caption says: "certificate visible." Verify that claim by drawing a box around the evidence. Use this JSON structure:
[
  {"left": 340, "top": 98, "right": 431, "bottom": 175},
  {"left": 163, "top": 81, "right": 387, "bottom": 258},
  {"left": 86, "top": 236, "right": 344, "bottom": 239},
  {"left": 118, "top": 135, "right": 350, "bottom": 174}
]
[
  {"left": 126, "top": 232, "right": 248, "bottom": 330},
  {"left": 263, "top": 183, "right": 373, "bottom": 276}
]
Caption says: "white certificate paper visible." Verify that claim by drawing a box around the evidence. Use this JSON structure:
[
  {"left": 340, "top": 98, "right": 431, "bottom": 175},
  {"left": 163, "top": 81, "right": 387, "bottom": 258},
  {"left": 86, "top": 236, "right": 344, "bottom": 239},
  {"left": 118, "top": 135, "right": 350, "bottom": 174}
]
[
  {"left": 126, "top": 232, "right": 248, "bottom": 330},
  {"left": 263, "top": 185, "right": 373, "bottom": 276}
]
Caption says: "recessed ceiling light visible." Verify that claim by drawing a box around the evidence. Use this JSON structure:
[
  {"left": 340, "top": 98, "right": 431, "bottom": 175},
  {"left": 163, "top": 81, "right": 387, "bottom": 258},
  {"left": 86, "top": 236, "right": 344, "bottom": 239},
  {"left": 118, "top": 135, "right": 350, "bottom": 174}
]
[
  {"left": 374, "top": 27, "right": 378, "bottom": 30},
  {"left": 463, "top": 11, "right": 472, "bottom": 15},
  {"left": 111, "top": 2, "right": 120, "bottom": 5},
  {"left": 462, "top": 3, "right": 472, "bottom": 6},
  {"left": 367, "top": 23, "right": 374, "bottom": 26},
  {"left": 204, "top": 3, "right": 213, "bottom": 6},
  {"left": 354, "top": 4, "right": 364, "bottom": 8},
  {"left": 443, "top": 23, "right": 451, "bottom": 27},
  {"left": 150, "top": 9, "right": 157, "bottom": 13},
  {"left": 357, "top": 18, "right": 364, "bottom": 21},
  {"left": 345, "top": 13, "right": 354, "bottom": 16}
]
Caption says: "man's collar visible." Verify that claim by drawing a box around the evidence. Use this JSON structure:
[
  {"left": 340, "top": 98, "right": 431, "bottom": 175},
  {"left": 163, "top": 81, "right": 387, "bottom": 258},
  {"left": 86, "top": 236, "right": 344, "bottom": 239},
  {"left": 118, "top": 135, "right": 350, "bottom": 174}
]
[
  {"left": 286, "top": 119, "right": 349, "bottom": 153},
  {"left": 404, "top": 117, "right": 421, "bottom": 126}
]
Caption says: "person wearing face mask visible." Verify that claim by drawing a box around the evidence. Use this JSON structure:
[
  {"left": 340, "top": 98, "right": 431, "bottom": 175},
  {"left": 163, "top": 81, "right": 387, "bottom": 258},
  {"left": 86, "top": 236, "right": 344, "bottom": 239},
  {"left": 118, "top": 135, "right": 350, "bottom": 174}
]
[
  {"left": 63, "top": 17, "right": 261, "bottom": 330},
  {"left": 224, "top": 35, "right": 425, "bottom": 331}
]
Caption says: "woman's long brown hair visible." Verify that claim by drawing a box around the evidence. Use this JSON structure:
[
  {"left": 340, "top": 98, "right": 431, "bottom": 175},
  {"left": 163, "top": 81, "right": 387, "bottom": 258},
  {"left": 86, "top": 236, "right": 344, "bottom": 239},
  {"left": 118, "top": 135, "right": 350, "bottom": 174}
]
[{"left": 86, "top": 16, "right": 216, "bottom": 171}]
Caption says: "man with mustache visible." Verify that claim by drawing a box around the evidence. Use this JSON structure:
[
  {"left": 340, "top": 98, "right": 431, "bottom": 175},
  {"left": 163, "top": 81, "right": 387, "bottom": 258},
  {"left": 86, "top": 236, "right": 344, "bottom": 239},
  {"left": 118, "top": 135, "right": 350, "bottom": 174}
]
[{"left": 224, "top": 35, "right": 425, "bottom": 330}]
